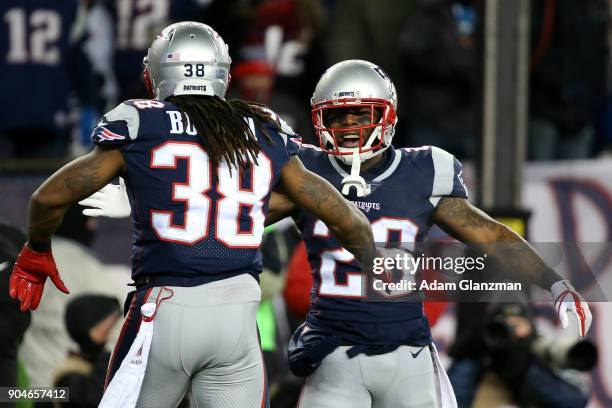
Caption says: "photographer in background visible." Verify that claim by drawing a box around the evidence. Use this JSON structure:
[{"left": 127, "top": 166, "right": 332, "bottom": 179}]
[{"left": 448, "top": 291, "right": 597, "bottom": 408}]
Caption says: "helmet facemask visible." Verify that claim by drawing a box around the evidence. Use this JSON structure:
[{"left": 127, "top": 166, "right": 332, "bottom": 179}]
[{"left": 312, "top": 98, "right": 397, "bottom": 166}]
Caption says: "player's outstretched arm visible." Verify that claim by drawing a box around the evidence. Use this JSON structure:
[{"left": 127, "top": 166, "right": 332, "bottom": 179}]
[
  {"left": 28, "top": 147, "right": 126, "bottom": 250},
  {"left": 432, "top": 196, "right": 592, "bottom": 336},
  {"left": 278, "top": 156, "right": 375, "bottom": 263},
  {"left": 9, "top": 147, "right": 125, "bottom": 312},
  {"left": 432, "top": 197, "right": 560, "bottom": 286}
]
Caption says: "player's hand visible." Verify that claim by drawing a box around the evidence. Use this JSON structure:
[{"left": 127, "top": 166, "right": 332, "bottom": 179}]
[
  {"left": 9, "top": 245, "right": 69, "bottom": 312},
  {"left": 78, "top": 177, "right": 131, "bottom": 218},
  {"left": 551, "top": 280, "right": 592, "bottom": 337}
]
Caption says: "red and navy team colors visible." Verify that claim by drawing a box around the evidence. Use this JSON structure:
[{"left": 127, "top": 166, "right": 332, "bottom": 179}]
[
  {"left": 97, "top": 99, "right": 298, "bottom": 388},
  {"left": 296, "top": 144, "right": 468, "bottom": 350},
  {"left": 91, "top": 99, "right": 299, "bottom": 287}
]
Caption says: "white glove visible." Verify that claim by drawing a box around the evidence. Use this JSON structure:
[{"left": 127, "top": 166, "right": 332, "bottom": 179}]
[
  {"left": 78, "top": 178, "right": 131, "bottom": 218},
  {"left": 551, "top": 280, "right": 592, "bottom": 337}
]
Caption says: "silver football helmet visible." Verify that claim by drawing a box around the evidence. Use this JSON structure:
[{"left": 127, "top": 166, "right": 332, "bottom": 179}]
[
  {"left": 143, "top": 22, "right": 231, "bottom": 100},
  {"left": 311, "top": 60, "right": 398, "bottom": 165}
]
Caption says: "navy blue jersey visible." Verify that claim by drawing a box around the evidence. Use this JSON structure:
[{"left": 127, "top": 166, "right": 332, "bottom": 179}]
[
  {"left": 297, "top": 144, "right": 468, "bottom": 346},
  {"left": 91, "top": 99, "right": 299, "bottom": 285},
  {"left": 111, "top": 0, "right": 206, "bottom": 100},
  {"left": 0, "top": 0, "right": 79, "bottom": 132}
]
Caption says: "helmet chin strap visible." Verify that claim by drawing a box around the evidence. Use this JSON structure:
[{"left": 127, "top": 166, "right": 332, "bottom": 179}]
[{"left": 341, "top": 151, "right": 370, "bottom": 197}]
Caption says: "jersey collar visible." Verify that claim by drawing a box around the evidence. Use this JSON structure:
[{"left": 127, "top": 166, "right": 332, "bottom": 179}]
[{"left": 328, "top": 147, "right": 402, "bottom": 183}]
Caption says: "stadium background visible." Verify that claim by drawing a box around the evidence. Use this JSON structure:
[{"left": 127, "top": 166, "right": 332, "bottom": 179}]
[{"left": 0, "top": 0, "right": 610, "bottom": 407}]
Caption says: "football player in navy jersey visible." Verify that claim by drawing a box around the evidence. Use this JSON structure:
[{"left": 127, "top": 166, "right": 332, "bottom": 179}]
[
  {"left": 8, "top": 23, "right": 376, "bottom": 408},
  {"left": 0, "top": 0, "right": 87, "bottom": 157},
  {"left": 273, "top": 60, "right": 592, "bottom": 407},
  {"left": 78, "top": 60, "right": 593, "bottom": 407}
]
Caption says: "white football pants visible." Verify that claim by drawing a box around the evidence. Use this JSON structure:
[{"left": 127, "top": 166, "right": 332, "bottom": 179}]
[
  {"left": 298, "top": 344, "right": 455, "bottom": 408},
  {"left": 134, "top": 274, "right": 266, "bottom": 408}
]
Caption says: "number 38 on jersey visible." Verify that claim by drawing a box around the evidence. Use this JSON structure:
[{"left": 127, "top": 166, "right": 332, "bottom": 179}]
[{"left": 150, "top": 141, "right": 272, "bottom": 248}]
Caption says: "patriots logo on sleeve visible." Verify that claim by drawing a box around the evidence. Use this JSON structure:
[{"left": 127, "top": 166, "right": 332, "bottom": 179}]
[
  {"left": 91, "top": 120, "right": 131, "bottom": 146},
  {"left": 97, "top": 127, "right": 126, "bottom": 141}
]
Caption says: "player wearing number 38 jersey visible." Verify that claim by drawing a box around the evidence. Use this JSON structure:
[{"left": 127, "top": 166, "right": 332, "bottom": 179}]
[{"left": 8, "top": 22, "right": 375, "bottom": 408}]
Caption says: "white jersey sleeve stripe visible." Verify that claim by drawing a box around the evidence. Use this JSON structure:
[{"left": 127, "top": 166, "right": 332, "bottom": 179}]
[{"left": 429, "top": 146, "right": 455, "bottom": 207}]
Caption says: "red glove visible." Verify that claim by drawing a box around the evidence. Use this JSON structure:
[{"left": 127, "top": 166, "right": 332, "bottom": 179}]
[{"left": 9, "top": 245, "right": 70, "bottom": 312}]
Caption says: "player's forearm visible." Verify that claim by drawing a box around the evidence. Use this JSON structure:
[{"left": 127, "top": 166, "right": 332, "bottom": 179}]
[
  {"left": 27, "top": 163, "right": 92, "bottom": 250},
  {"left": 483, "top": 225, "right": 563, "bottom": 289},
  {"left": 328, "top": 209, "right": 375, "bottom": 264},
  {"left": 27, "top": 148, "right": 124, "bottom": 250},
  {"left": 280, "top": 158, "right": 376, "bottom": 263},
  {"left": 27, "top": 171, "right": 82, "bottom": 250},
  {"left": 27, "top": 195, "right": 69, "bottom": 251},
  {"left": 295, "top": 171, "right": 375, "bottom": 262},
  {"left": 26, "top": 155, "right": 102, "bottom": 249},
  {"left": 433, "top": 197, "right": 562, "bottom": 289}
]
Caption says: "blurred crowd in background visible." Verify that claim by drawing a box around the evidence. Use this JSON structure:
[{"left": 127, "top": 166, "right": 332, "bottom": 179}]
[
  {"left": 1, "top": 0, "right": 610, "bottom": 407},
  {"left": 0, "top": 0, "right": 611, "bottom": 163}
]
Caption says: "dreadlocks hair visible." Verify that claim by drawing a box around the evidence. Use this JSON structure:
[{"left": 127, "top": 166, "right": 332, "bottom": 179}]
[{"left": 166, "top": 95, "right": 279, "bottom": 171}]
